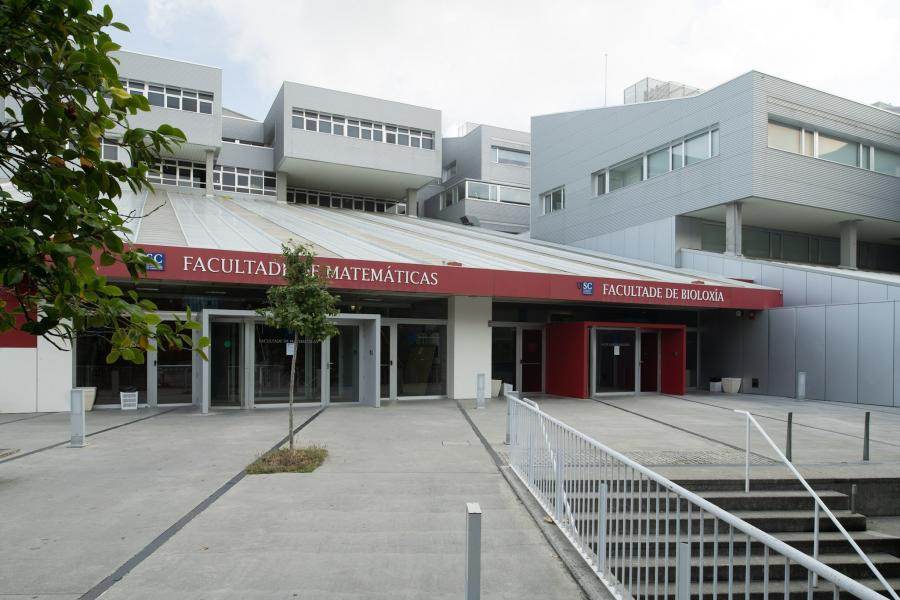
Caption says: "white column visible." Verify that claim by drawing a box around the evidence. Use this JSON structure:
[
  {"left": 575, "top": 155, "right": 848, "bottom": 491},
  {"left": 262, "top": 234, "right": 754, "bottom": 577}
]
[
  {"left": 840, "top": 219, "right": 859, "bottom": 270},
  {"left": 276, "top": 172, "right": 288, "bottom": 204},
  {"left": 448, "top": 296, "right": 492, "bottom": 400},
  {"left": 204, "top": 149, "right": 215, "bottom": 196},
  {"left": 725, "top": 201, "right": 742, "bottom": 256}
]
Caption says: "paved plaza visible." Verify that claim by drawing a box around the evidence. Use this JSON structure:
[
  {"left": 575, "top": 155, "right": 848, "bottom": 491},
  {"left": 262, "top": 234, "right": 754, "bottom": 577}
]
[{"left": 3, "top": 393, "right": 900, "bottom": 598}]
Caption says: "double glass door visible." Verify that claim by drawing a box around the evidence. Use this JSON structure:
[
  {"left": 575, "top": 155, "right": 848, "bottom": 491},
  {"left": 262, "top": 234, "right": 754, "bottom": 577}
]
[
  {"left": 591, "top": 328, "right": 659, "bottom": 395},
  {"left": 491, "top": 325, "right": 544, "bottom": 393},
  {"left": 380, "top": 321, "right": 448, "bottom": 400}
]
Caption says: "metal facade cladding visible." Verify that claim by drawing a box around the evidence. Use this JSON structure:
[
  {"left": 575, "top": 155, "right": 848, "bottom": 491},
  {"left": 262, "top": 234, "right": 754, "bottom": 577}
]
[{"left": 95, "top": 245, "right": 783, "bottom": 310}]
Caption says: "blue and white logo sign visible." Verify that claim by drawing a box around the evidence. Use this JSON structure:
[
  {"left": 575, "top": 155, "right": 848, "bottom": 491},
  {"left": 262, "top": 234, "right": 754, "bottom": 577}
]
[
  {"left": 578, "top": 281, "right": 594, "bottom": 296},
  {"left": 146, "top": 252, "right": 165, "bottom": 271}
]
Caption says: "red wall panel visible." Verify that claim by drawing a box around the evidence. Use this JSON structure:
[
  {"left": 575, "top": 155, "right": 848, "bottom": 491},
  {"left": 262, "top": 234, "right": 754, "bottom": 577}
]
[
  {"left": 660, "top": 328, "right": 687, "bottom": 395},
  {"left": 545, "top": 322, "right": 589, "bottom": 399},
  {"left": 0, "top": 291, "right": 37, "bottom": 348}
]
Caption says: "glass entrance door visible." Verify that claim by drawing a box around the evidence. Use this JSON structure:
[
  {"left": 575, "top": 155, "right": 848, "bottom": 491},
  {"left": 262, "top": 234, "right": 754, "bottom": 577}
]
[
  {"left": 329, "top": 324, "right": 359, "bottom": 403},
  {"left": 521, "top": 328, "right": 543, "bottom": 393},
  {"left": 157, "top": 322, "right": 193, "bottom": 404},
  {"left": 639, "top": 331, "right": 659, "bottom": 392},
  {"left": 491, "top": 327, "right": 516, "bottom": 392},
  {"left": 380, "top": 325, "right": 391, "bottom": 399},
  {"left": 253, "top": 323, "right": 322, "bottom": 404},
  {"left": 210, "top": 321, "right": 242, "bottom": 407},
  {"left": 594, "top": 329, "right": 636, "bottom": 394}
]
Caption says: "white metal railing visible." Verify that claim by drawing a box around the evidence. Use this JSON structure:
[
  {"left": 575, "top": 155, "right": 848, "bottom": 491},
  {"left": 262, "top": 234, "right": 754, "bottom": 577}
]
[
  {"left": 505, "top": 392, "right": 892, "bottom": 600},
  {"left": 736, "top": 409, "right": 899, "bottom": 600}
]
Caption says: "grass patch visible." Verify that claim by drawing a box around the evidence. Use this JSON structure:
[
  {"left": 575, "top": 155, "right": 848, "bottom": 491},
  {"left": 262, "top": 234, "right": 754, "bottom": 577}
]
[{"left": 246, "top": 445, "right": 328, "bottom": 474}]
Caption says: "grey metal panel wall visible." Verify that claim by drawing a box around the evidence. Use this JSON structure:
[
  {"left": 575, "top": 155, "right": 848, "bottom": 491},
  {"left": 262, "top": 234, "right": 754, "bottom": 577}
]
[
  {"left": 782, "top": 269, "right": 807, "bottom": 306},
  {"left": 805, "top": 273, "right": 831, "bottom": 305},
  {"left": 768, "top": 309, "right": 797, "bottom": 397},
  {"left": 858, "top": 302, "right": 895, "bottom": 406},
  {"left": 859, "top": 281, "right": 888, "bottom": 303},
  {"left": 222, "top": 116, "right": 265, "bottom": 143},
  {"left": 217, "top": 143, "right": 275, "bottom": 172},
  {"left": 825, "top": 304, "right": 858, "bottom": 403},
  {"left": 896, "top": 303, "right": 900, "bottom": 407},
  {"left": 831, "top": 277, "right": 859, "bottom": 304},
  {"left": 569, "top": 217, "right": 677, "bottom": 267},
  {"left": 530, "top": 72, "right": 755, "bottom": 245},
  {"left": 479, "top": 125, "right": 531, "bottom": 188},
  {"left": 741, "top": 312, "right": 769, "bottom": 394},
  {"left": 796, "top": 306, "right": 826, "bottom": 400}
]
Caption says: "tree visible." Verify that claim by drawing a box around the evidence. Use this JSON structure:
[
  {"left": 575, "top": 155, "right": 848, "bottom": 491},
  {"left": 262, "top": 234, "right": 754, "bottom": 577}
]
[
  {"left": 258, "top": 243, "right": 339, "bottom": 449},
  {"left": 0, "top": 0, "right": 207, "bottom": 363}
]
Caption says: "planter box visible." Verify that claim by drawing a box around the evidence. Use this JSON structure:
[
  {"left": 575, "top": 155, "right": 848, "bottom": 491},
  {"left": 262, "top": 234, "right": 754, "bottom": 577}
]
[
  {"left": 722, "top": 377, "right": 742, "bottom": 394},
  {"left": 74, "top": 387, "right": 97, "bottom": 411},
  {"left": 491, "top": 379, "right": 502, "bottom": 398}
]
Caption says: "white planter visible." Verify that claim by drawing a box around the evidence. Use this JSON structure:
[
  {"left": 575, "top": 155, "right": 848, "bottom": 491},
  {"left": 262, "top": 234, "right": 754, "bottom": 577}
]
[
  {"left": 722, "top": 377, "right": 742, "bottom": 394},
  {"left": 75, "top": 387, "right": 97, "bottom": 411},
  {"left": 491, "top": 379, "right": 502, "bottom": 398},
  {"left": 709, "top": 381, "right": 723, "bottom": 393}
]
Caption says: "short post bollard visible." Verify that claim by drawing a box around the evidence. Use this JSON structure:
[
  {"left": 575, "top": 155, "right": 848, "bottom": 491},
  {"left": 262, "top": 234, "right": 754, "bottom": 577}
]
[
  {"left": 503, "top": 383, "right": 513, "bottom": 445},
  {"left": 863, "top": 411, "right": 870, "bottom": 462},
  {"left": 476, "top": 373, "right": 485, "bottom": 410},
  {"left": 69, "top": 389, "right": 86, "bottom": 448},
  {"left": 465, "top": 502, "right": 482, "bottom": 600},
  {"left": 786, "top": 412, "right": 793, "bottom": 462},
  {"left": 850, "top": 483, "right": 858, "bottom": 514},
  {"left": 675, "top": 541, "right": 691, "bottom": 600},
  {"left": 796, "top": 371, "right": 807, "bottom": 400}
]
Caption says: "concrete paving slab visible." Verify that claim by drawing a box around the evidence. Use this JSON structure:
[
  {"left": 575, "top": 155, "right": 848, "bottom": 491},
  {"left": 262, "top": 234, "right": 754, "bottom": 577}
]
[
  {"left": 0, "top": 407, "right": 314, "bottom": 597},
  {"left": 97, "top": 400, "right": 586, "bottom": 600}
]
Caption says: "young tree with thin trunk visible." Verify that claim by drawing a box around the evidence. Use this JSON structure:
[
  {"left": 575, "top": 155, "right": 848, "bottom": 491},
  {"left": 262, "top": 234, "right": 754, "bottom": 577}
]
[{"left": 258, "top": 243, "right": 339, "bottom": 449}]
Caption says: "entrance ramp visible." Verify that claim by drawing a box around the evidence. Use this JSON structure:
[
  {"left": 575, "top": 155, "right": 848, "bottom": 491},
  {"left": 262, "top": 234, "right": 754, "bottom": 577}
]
[{"left": 504, "top": 392, "right": 899, "bottom": 600}]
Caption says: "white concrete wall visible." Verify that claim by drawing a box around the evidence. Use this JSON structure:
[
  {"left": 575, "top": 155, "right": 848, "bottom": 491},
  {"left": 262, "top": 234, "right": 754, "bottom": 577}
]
[
  {"left": 0, "top": 348, "right": 38, "bottom": 412},
  {"left": 0, "top": 338, "right": 73, "bottom": 413},
  {"left": 448, "top": 296, "right": 492, "bottom": 399}
]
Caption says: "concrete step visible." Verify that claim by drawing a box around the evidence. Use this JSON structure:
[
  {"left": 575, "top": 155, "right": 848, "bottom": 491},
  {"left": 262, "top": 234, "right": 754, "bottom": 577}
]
[
  {"left": 582, "top": 530, "right": 900, "bottom": 558},
  {"left": 648, "top": 576, "right": 900, "bottom": 600},
  {"left": 604, "top": 552, "right": 900, "bottom": 585},
  {"left": 565, "top": 490, "right": 849, "bottom": 513},
  {"left": 571, "top": 510, "right": 868, "bottom": 536}
]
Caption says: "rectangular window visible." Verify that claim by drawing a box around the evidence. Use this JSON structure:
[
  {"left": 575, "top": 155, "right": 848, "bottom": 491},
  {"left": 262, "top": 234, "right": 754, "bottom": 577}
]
[
  {"left": 540, "top": 187, "right": 565, "bottom": 214},
  {"left": 647, "top": 147, "right": 669, "bottom": 178},
  {"left": 100, "top": 138, "right": 118, "bottom": 161},
  {"left": 305, "top": 112, "right": 317, "bottom": 131},
  {"left": 873, "top": 147, "right": 900, "bottom": 177},
  {"left": 332, "top": 115, "right": 345, "bottom": 136},
  {"left": 802, "top": 130, "right": 814, "bottom": 156},
  {"left": 608, "top": 157, "right": 643, "bottom": 191},
  {"left": 397, "top": 128, "right": 409, "bottom": 146},
  {"left": 768, "top": 121, "right": 801, "bottom": 153},
  {"left": 818, "top": 133, "right": 858, "bottom": 167},
  {"left": 347, "top": 119, "right": 360, "bottom": 138},
  {"left": 700, "top": 222, "right": 725, "bottom": 253},
  {"left": 360, "top": 121, "right": 372, "bottom": 140},
  {"left": 685, "top": 132, "right": 710, "bottom": 165},
  {"left": 318, "top": 114, "right": 332, "bottom": 134},
  {"left": 442, "top": 161, "right": 457, "bottom": 182},
  {"left": 711, "top": 129, "right": 719, "bottom": 156},
  {"left": 595, "top": 171, "right": 606, "bottom": 195},
  {"left": 385, "top": 126, "right": 397, "bottom": 144},
  {"left": 422, "top": 131, "right": 433, "bottom": 149},
  {"left": 148, "top": 84, "right": 164, "bottom": 107},
  {"left": 372, "top": 123, "right": 384, "bottom": 142},
  {"left": 860, "top": 145, "right": 870, "bottom": 170},
  {"left": 671, "top": 142, "right": 684, "bottom": 170},
  {"left": 743, "top": 229, "right": 771, "bottom": 258},
  {"left": 182, "top": 97, "right": 197, "bottom": 112},
  {"left": 493, "top": 146, "right": 531, "bottom": 167},
  {"left": 782, "top": 233, "right": 810, "bottom": 262}
]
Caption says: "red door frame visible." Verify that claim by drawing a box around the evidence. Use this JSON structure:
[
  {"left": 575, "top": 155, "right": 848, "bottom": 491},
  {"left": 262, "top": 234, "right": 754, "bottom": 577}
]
[{"left": 545, "top": 321, "right": 686, "bottom": 399}]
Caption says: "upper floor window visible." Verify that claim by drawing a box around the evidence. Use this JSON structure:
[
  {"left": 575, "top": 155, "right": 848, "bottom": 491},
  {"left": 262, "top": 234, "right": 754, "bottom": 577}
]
[
  {"left": 124, "top": 79, "right": 213, "bottom": 114},
  {"left": 100, "top": 137, "right": 118, "bottom": 161},
  {"left": 593, "top": 126, "right": 719, "bottom": 195},
  {"left": 147, "top": 158, "right": 206, "bottom": 189},
  {"left": 291, "top": 108, "right": 434, "bottom": 150},
  {"left": 287, "top": 187, "right": 403, "bottom": 214},
  {"left": 767, "top": 119, "right": 900, "bottom": 177},
  {"left": 493, "top": 146, "right": 531, "bottom": 167},
  {"left": 442, "top": 161, "right": 457, "bottom": 182},
  {"left": 213, "top": 165, "right": 276, "bottom": 196},
  {"left": 540, "top": 186, "right": 565, "bottom": 214}
]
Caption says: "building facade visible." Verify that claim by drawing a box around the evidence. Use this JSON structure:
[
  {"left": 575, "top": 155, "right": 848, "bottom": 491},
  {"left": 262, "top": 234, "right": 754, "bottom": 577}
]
[
  {"left": 419, "top": 123, "right": 532, "bottom": 233},
  {"left": 0, "top": 52, "right": 785, "bottom": 413},
  {"left": 531, "top": 71, "right": 900, "bottom": 406}
]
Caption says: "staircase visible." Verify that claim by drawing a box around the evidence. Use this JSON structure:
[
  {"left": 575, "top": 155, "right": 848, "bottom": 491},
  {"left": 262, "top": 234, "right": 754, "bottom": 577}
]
[{"left": 569, "top": 481, "right": 900, "bottom": 599}]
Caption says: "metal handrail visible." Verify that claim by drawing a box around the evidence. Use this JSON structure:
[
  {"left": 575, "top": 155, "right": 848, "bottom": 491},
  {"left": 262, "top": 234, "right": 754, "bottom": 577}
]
[
  {"left": 736, "top": 409, "right": 899, "bottom": 600},
  {"left": 506, "top": 395, "right": 892, "bottom": 600}
]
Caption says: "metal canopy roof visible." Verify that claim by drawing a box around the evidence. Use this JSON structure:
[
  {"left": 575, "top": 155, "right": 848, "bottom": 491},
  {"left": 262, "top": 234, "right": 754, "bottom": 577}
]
[{"left": 118, "top": 189, "right": 774, "bottom": 290}]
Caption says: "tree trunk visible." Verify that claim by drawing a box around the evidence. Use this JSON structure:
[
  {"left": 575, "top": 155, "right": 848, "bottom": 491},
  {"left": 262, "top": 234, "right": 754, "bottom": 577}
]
[{"left": 288, "top": 331, "right": 298, "bottom": 450}]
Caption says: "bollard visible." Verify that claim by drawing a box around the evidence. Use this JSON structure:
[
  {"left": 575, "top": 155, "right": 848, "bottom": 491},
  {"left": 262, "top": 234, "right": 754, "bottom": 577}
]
[
  {"left": 786, "top": 412, "right": 793, "bottom": 462},
  {"left": 475, "top": 373, "right": 485, "bottom": 410},
  {"left": 850, "top": 483, "right": 858, "bottom": 514},
  {"left": 465, "top": 503, "right": 482, "bottom": 600},
  {"left": 503, "top": 383, "right": 513, "bottom": 445},
  {"left": 675, "top": 541, "right": 691, "bottom": 600},
  {"left": 796, "top": 371, "right": 807, "bottom": 400},
  {"left": 863, "top": 412, "right": 870, "bottom": 462},
  {"left": 69, "top": 389, "right": 86, "bottom": 448}
]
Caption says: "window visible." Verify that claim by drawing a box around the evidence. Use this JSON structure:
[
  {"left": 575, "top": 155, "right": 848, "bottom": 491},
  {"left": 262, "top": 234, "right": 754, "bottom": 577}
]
[
  {"left": 540, "top": 187, "right": 565, "bottom": 214},
  {"left": 768, "top": 122, "right": 801, "bottom": 153},
  {"left": 647, "top": 147, "right": 669, "bottom": 178},
  {"left": 147, "top": 159, "right": 206, "bottom": 189},
  {"left": 595, "top": 170, "right": 606, "bottom": 195},
  {"left": 213, "top": 165, "right": 276, "bottom": 196},
  {"left": 685, "top": 132, "right": 710, "bottom": 165},
  {"left": 493, "top": 146, "right": 531, "bottom": 167},
  {"left": 874, "top": 147, "right": 900, "bottom": 177},
  {"left": 743, "top": 229, "right": 771, "bottom": 258},
  {"left": 700, "top": 222, "right": 725, "bottom": 253},
  {"left": 767, "top": 119, "right": 898, "bottom": 177},
  {"left": 124, "top": 80, "right": 214, "bottom": 114},
  {"left": 711, "top": 128, "right": 720, "bottom": 156},
  {"left": 289, "top": 107, "right": 434, "bottom": 150},
  {"left": 609, "top": 157, "right": 643, "bottom": 191},
  {"left": 671, "top": 142, "right": 684, "bottom": 170},
  {"left": 100, "top": 137, "right": 118, "bottom": 161},
  {"left": 818, "top": 133, "right": 858, "bottom": 167},
  {"left": 442, "top": 161, "right": 457, "bottom": 182},
  {"left": 287, "top": 187, "right": 400, "bottom": 213}
]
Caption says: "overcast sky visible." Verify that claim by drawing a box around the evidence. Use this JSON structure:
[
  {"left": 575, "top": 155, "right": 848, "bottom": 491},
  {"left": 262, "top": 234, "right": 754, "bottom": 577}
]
[{"left": 105, "top": 0, "right": 899, "bottom": 134}]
